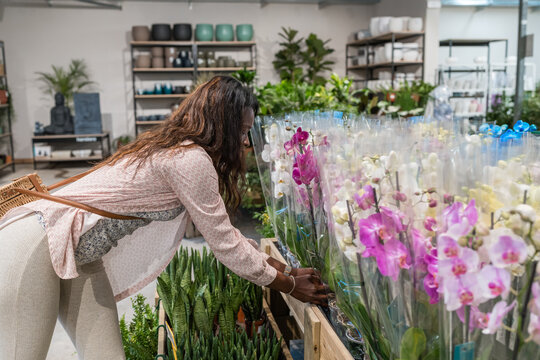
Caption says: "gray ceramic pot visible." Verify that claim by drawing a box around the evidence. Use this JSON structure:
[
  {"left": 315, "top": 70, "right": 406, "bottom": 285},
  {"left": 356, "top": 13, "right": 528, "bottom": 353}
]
[{"left": 135, "top": 54, "right": 151, "bottom": 68}]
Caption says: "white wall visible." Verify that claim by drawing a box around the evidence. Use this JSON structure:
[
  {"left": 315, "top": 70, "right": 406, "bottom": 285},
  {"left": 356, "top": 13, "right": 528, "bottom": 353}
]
[
  {"left": 439, "top": 6, "right": 540, "bottom": 79},
  {"left": 0, "top": 1, "right": 376, "bottom": 159}
]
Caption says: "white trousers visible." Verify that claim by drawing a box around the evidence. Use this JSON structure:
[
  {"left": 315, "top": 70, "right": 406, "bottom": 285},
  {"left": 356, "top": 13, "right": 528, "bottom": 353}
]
[{"left": 0, "top": 214, "right": 125, "bottom": 360}]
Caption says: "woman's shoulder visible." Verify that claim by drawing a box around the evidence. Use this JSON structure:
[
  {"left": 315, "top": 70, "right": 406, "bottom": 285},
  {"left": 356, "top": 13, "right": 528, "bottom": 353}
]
[{"left": 155, "top": 143, "right": 213, "bottom": 168}]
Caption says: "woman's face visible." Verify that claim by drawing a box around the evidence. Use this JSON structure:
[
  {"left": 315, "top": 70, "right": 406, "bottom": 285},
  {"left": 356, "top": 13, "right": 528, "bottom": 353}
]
[{"left": 241, "top": 108, "right": 254, "bottom": 147}]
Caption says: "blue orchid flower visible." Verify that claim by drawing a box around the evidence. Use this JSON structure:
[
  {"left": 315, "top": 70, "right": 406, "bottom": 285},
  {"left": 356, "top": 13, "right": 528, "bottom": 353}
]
[
  {"left": 500, "top": 129, "right": 522, "bottom": 141},
  {"left": 513, "top": 120, "right": 530, "bottom": 133}
]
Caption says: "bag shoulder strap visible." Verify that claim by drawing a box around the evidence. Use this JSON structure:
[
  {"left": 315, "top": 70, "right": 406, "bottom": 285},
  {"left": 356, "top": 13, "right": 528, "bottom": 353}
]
[
  {"left": 47, "top": 168, "right": 96, "bottom": 191},
  {"left": 13, "top": 188, "right": 141, "bottom": 221}
]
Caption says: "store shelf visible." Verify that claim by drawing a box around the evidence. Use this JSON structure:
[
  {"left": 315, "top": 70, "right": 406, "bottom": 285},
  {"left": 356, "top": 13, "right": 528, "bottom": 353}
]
[
  {"left": 131, "top": 41, "right": 193, "bottom": 47},
  {"left": 440, "top": 38, "right": 507, "bottom": 47},
  {"left": 0, "top": 132, "right": 11, "bottom": 139},
  {"left": 133, "top": 67, "right": 195, "bottom": 73},
  {"left": 136, "top": 121, "right": 165, "bottom": 125},
  {"left": 347, "top": 60, "right": 423, "bottom": 70},
  {"left": 348, "top": 31, "right": 424, "bottom": 46},
  {"left": 0, "top": 161, "right": 13, "bottom": 170},
  {"left": 198, "top": 66, "right": 256, "bottom": 72},
  {"left": 32, "top": 133, "right": 109, "bottom": 140},
  {"left": 35, "top": 156, "right": 103, "bottom": 162},
  {"left": 131, "top": 41, "right": 255, "bottom": 47},
  {"left": 135, "top": 94, "right": 189, "bottom": 99},
  {"left": 0, "top": 104, "right": 9, "bottom": 109}
]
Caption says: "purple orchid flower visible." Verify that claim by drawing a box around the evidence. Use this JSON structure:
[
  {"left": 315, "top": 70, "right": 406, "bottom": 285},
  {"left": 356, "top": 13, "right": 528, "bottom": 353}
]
[
  {"left": 424, "top": 216, "right": 437, "bottom": 232},
  {"left": 478, "top": 265, "right": 511, "bottom": 300},
  {"left": 284, "top": 127, "right": 309, "bottom": 155},
  {"left": 483, "top": 301, "right": 517, "bottom": 334},
  {"left": 488, "top": 234, "right": 528, "bottom": 268},
  {"left": 439, "top": 247, "right": 479, "bottom": 280},
  {"left": 438, "top": 234, "right": 462, "bottom": 260},
  {"left": 291, "top": 146, "right": 319, "bottom": 186},
  {"left": 442, "top": 199, "right": 478, "bottom": 235},
  {"left": 354, "top": 185, "right": 375, "bottom": 210},
  {"left": 531, "top": 282, "right": 540, "bottom": 315},
  {"left": 371, "top": 239, "right": 411, "bottom": 281},
  {"left": 443, "top": 273, "right": 482, "bottom": 311},
  {"left": 424, "top": 248, "right": 439, "bottom": 304}
]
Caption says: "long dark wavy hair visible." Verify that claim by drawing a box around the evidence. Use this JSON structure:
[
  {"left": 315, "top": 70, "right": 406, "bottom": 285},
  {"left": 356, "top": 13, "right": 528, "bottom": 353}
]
[{"left": 98, "top": 76, "right": 258, "bottom": 211}]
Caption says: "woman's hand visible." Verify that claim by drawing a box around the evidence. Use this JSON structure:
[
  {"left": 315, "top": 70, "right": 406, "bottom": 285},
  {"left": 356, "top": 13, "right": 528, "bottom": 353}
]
[{"left": 290, "top": 274, "right": 329, "bottom": 306}]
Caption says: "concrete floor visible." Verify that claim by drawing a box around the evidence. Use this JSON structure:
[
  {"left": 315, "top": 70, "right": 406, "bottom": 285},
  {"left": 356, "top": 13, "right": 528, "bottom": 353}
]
[{"left": 0, "top": 164, "right": 261, "bottom": 359}]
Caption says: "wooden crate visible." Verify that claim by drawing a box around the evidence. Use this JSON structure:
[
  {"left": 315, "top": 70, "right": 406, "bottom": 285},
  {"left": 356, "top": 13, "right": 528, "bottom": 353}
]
[
  {"left": 154, "top": 291, "right": 293, "bottom": 360},
  {"left": 261, "top": 238, "right": 354, "bottom": 360}
]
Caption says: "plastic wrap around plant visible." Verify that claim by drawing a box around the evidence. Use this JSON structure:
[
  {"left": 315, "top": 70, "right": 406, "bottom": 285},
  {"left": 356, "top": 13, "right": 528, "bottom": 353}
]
[{"left": 251, "top": 88, "right": 540, "bottom": 359}]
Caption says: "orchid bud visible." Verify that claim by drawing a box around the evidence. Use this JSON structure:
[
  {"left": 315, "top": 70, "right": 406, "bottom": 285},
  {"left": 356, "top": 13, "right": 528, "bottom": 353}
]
[
  {"left": 429, "top": 199, "right": 437, "bottom": 208},
  {"left": 443, "top": 194, "right": 454, "bottom": 204},
  {"left": 427, "top": 187, "right": 436, "bottom": 194}
]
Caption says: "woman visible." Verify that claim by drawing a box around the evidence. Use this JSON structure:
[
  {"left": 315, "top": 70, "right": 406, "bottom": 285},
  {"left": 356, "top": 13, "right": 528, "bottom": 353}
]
[{"left": 0, "top": 76, "right": 328, "bottom": 359}]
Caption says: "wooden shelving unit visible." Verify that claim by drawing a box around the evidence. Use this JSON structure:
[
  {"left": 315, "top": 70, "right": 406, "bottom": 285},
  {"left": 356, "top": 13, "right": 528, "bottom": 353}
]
[
  {"left": 130, "top": 38, "right": 257, "bottom": 136},
  {"left": 31, "top": 132, "right": 111, "bottom": 169},
  {"left": 346, "top": 31, "right": 425, "bottom": 88},
  {"left": 0, "top": 40, "right": 14, "bottom": 173}
]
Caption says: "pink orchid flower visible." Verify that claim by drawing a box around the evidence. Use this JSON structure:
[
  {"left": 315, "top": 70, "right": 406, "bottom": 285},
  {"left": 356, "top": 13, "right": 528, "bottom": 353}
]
[
  {"left": 442, "top": 199, "right": 478, "bottom": 235},
  {"left": 354, "top": 185, "right": 375, "bottom": 210},
  {"left": 291, "top": 146, "right": 319, "bottom": 186},
  {"left": 443, "top": 273, "right": 482, "bottom": 311},
  {"left": 371, "top": 239, "right": 411, "bottom": 281},
  {"left": 423, "top": 248, "right": 439, "bottom": 304},
  {"left": 439, "top": 247, "right": 479, "bottom": 280},
  {"left": 284, "top": 127, "right": 309, "bottom": 155},
  {"left": 479, "top": 265, "right": 511, "bottom": 300},
  {"left": 488, "top": 234, "right": 528, "bottom": 268},
  {"left": 483, "top": 301, "right": 516, "bottom": 334},
  {"left": 438, "top": 235, "right": 462, "bottom": 260},
  {"left": 424, "top": 216, "right": 437, "bottom": 232}
]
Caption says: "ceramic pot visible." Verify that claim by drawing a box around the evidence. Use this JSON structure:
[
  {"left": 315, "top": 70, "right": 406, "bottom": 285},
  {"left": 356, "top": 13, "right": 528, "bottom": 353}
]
[
  {"left": 402, "top": 49, "right": 419, "bottom": 62},
  {"left": 182, "top": 57, "right": 192, "bottom": 67},
  {"left": 369, "top": 17, "right": 380, "bottom": 36},
  {"left": 165, "top": 47, "right": 178, "bottom": 57},
  {"left": 132, "top": 26, "right": 151, "bottom": 41},
  {"left": 173, "top": 58, "right": 183, "bottom": 68},
  {"left": 165, "top": 56, "right": 175, "bottom": 68},
  {"left": 152, "top": 57, "right": 164, "bottom": 68},
  {"left": 197, "top": 57, "right": 207, "bottom": 68},
  {"left": 408, "top": 17, "right": 423, "bottom": 32},
  {"left": 236, "top": 24, "right": 253, "bottom": 41},
  {"left": 225, "top": 58, "right": 236, "bottom": 67},
  {"left": 207, "top": 58, "right": 216, "bottom": 67},
  {"left": 173, "top": 23, "right": 192, "bottom": 41},
  {"left": 152, "top": 24, "right": 171, "bottom": 41},
  {"left": 216, "top": 24, "right": 234, "bottom": 41},
  {"left": 173, "top": 86, "right": 185, "bottom": 94},
  {"left": 135, "top": 54, "right": 151, "bottom": 68},
  {"left": 151, "top": 47, "right": 164, "bottom": 57},
  {"left": 384, "top": 42, "right": 403, "bottom": 62},
  {"left": 378, "top": 17, "right": 392, "bottom": 34},
  {"left": 389, "top": 17, "right": 403, "bottom": 33},
  {"left": 195, "top": 24, "right": 213, "bottom": 41}
]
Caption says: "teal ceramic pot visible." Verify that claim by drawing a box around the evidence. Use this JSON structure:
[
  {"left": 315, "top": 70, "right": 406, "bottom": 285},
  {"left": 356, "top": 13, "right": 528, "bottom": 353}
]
[
  {"left": 236, "top": 24, "right": 253, "bottom": 41},
  {"left": 195, "top": 24, "right": 213, "bottom": 41},
  {"left": 216, "top": 24, "right": 234, "bottom": 42}
]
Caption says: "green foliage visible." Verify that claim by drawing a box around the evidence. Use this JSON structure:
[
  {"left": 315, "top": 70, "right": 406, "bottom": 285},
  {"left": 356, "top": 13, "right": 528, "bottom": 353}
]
[
  {"left": 486, "top": 93, "right": 514, "bottom": 127},
  {"left": 399, "top": 328, "right": 427, "bottom": 360},
  {"left": 273, "top": 27, "right": 305, "bottom": 83},
  {"left": 119, "top": 295, "right": 158, "bottom": 360},
  {"left": 379, "top": 80, "right": 436, "bottom": 117},
  {"left": 242, "top": 282, "right": 264, "bottom": 322},
  {"left": 273, "top": 27, "right": 334, "bottom": 86},
  {"left": 256, "top": 74, "right": 360, "bottom": 116},
  {"left": 253, "top": 209, "right": 276, "bottom": 238},
  {"left": 35, "top": 59, "right": 95, "bottom": 108},
  {"left": 521, "top": 86, "right": 540, "bottom": 128},
  {"left": 231, "top": 68, "right": 257, "bottom": 90},
  {"left": 242, "top": 148, "right": 265, "bottom": 213},
  {"left": 302, "top": 33, "right": 335, "bottom": 86}
]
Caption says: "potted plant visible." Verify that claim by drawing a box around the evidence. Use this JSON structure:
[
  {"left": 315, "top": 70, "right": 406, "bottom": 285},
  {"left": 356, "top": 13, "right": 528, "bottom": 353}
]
[
  {"left": 112, "top": 135, "right": 133, "bottom": 151},
  {"left": 36, "top": 59, "right": 95, "bottom": 109}
]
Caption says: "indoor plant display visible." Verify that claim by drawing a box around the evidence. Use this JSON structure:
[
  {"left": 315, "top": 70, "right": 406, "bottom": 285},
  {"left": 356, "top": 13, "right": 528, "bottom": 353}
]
[
  {"left": 195, "top": 24, "right": 214, "bottom": 41},
  {"left": 119, "top": 294, "right": 158, "bottom": 360},
  {"left": 36, "top": 59, "right": 95, "bottom": 109},
  {"left": 216, "top": 24, "right": 234, "bottom": 42}
]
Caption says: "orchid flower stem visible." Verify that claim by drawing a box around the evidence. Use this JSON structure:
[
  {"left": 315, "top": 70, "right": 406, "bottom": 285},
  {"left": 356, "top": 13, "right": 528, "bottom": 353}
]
[
  {"left": 395, "top": 171, "right": 401, "bottom": 210},
  {"left": 512, "top": 260, "right": 538, "bottom": 360},
  {"left": 373, "top": 187, "right": 380, "bottom": 214}
]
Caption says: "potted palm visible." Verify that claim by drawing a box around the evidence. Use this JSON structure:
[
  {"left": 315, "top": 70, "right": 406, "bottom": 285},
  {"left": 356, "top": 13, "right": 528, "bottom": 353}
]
[{"left": 36, "top": 59, "right": 95, "bottom": 109}]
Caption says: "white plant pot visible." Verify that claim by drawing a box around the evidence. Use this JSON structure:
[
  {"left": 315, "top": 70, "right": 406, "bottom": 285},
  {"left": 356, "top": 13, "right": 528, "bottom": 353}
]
[
  {"left": 408, "top": 17, "right": 423, "bottom": 32},
  {"left": 400, "top": 17, "right": 411, "bottom": 31},
  {"left": 378, "top": 17, "right": 392, "bottom": 35},
  {"left": 370, "top": 17, "right": 380, "bottom": 36},
  {"left": 389, "top": 18, "right": 403, "bottom": 33},
  {"left": 402, "top": 49, "right": 419, "bottom": 62}
]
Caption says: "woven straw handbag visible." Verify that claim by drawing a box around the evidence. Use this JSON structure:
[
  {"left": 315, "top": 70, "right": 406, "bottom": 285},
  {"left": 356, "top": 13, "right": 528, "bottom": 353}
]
[{"left": 0, "top": 171, "right": 139, "bottom": 220}]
